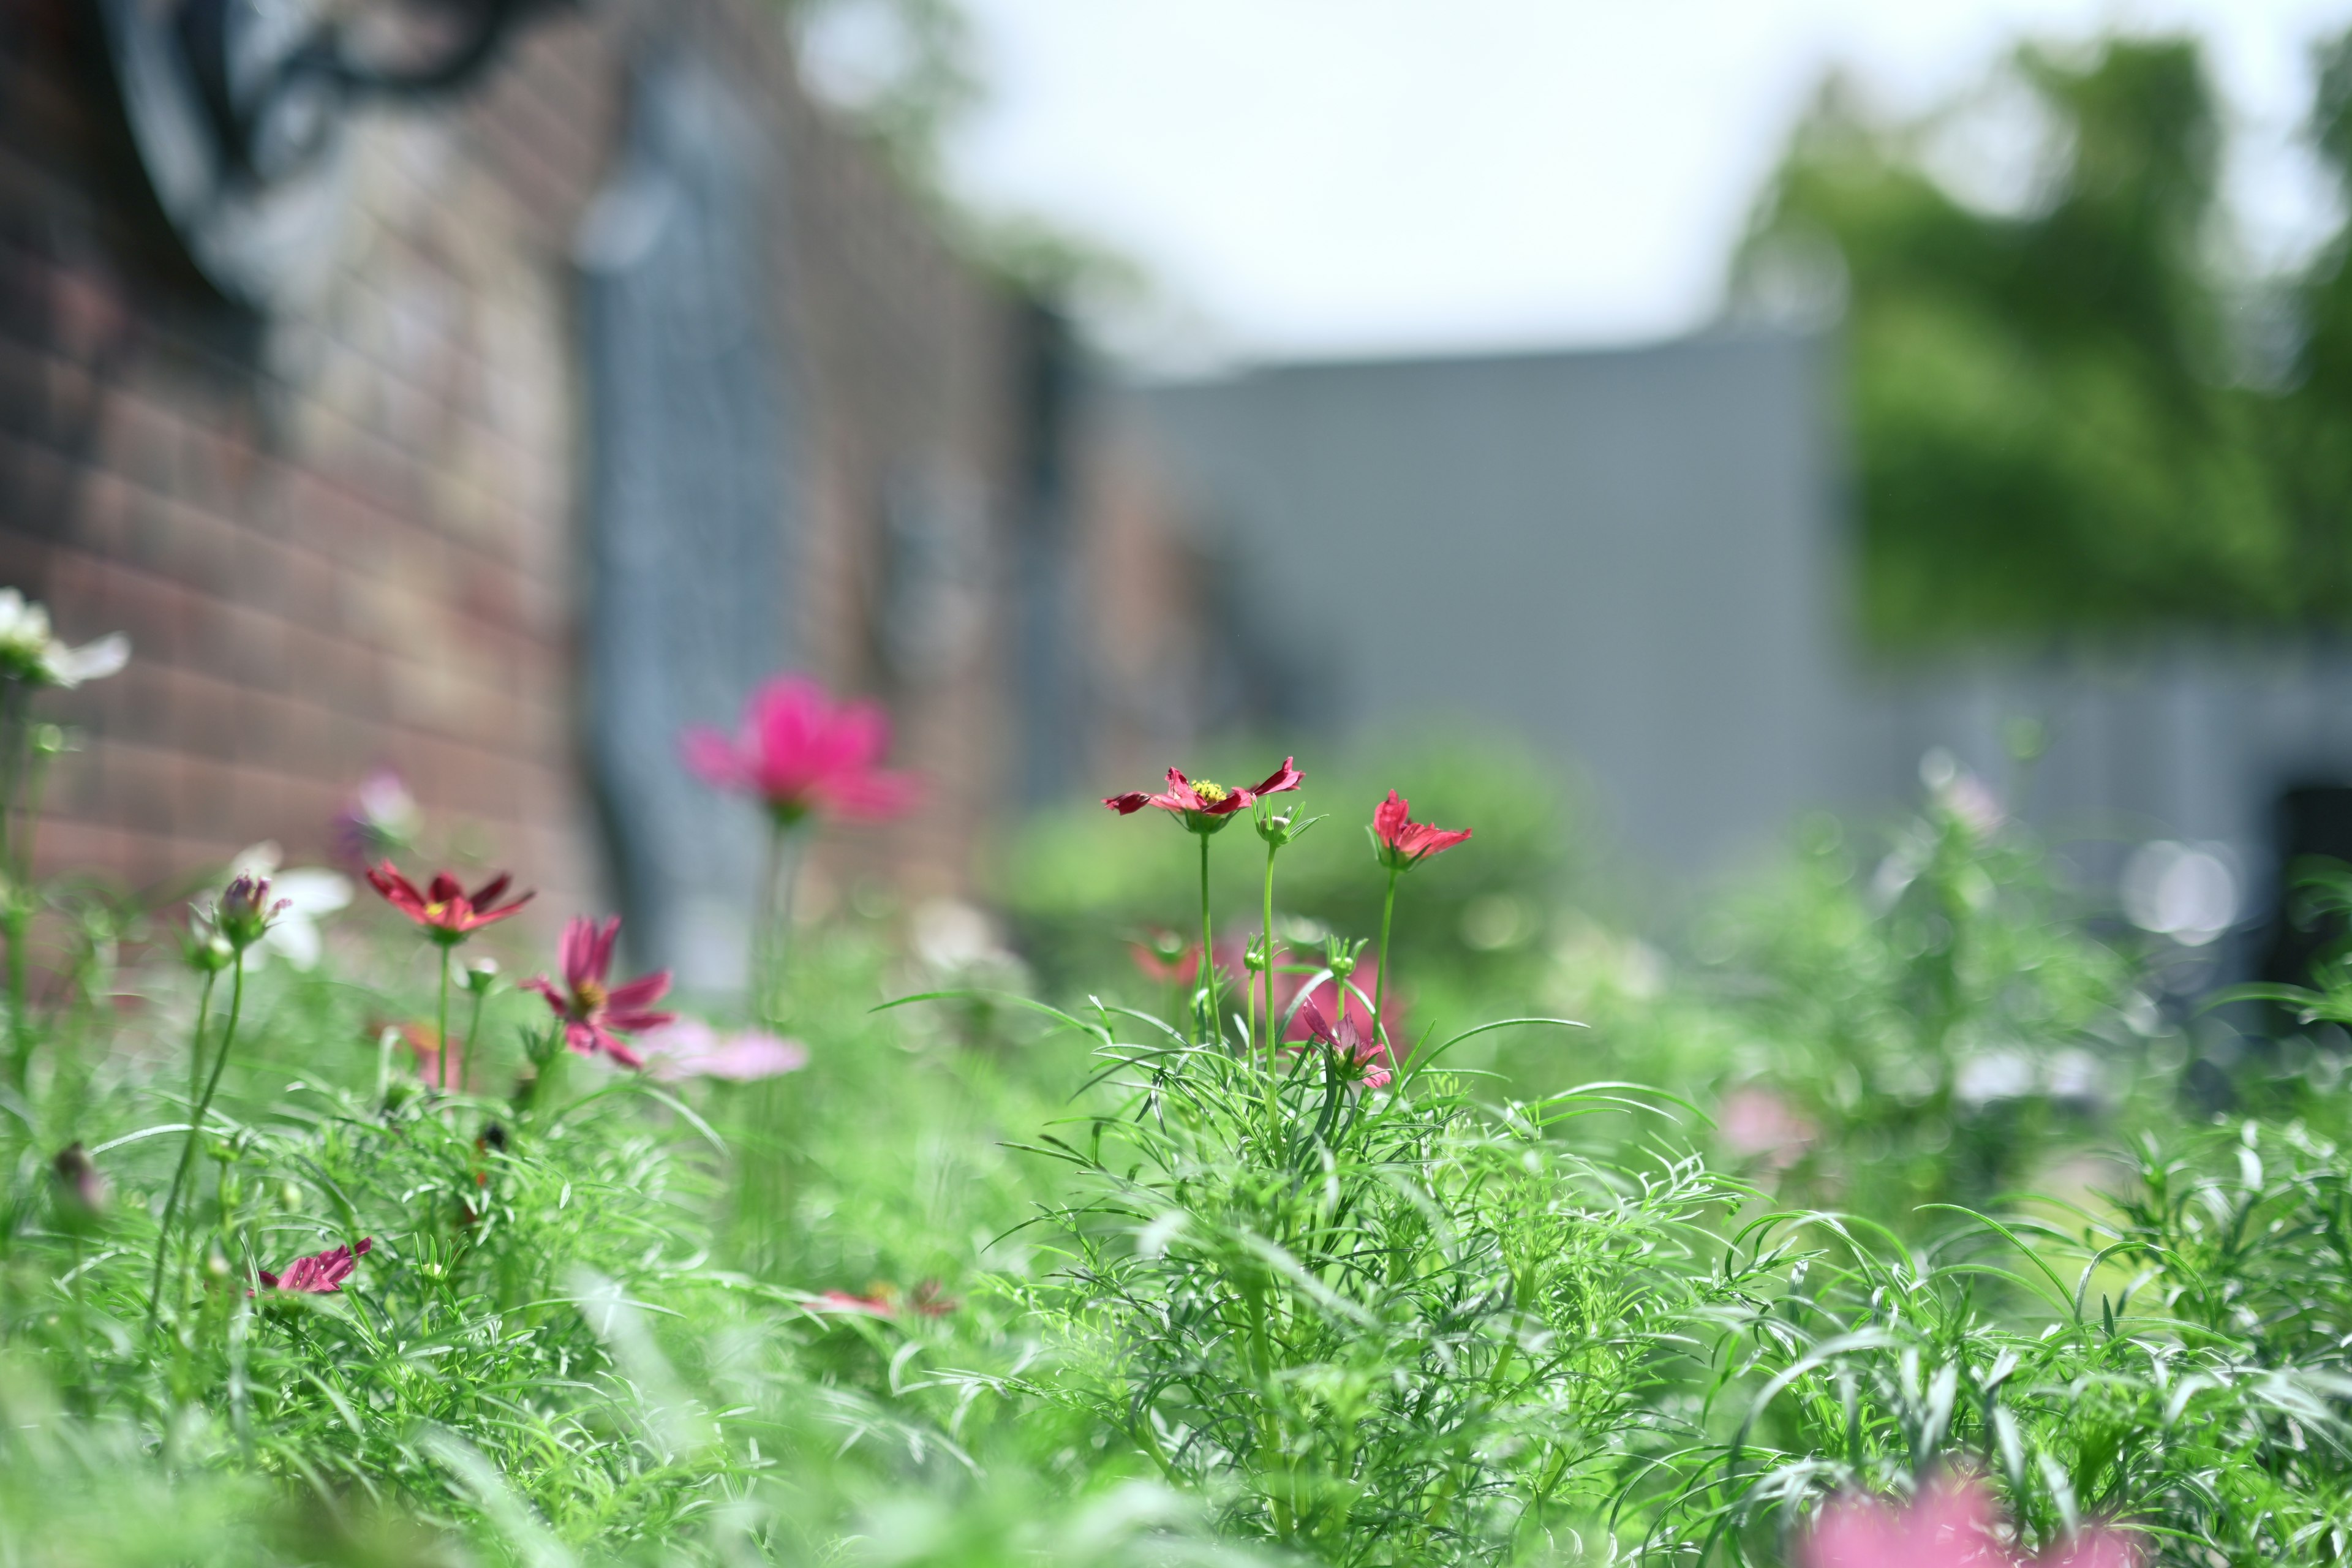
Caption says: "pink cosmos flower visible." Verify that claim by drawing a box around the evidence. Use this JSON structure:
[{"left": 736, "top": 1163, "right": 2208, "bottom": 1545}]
[
  {"left": 1296, "top": 994, "right": 1393, "bottom": 1090},
  {"left": 1799, "top": 1475, "right": 2138, "bottom": 1568},
  {"left": 1717, "top": 1085, "right": 1819, "bottom": 1173},
  {"left": 1371, "top": 791, "right": 1472, "bottom": 871},
  {"left": 257, "top": 1237, "right": 373, "bottom": 1294},
  {"left": 366, "top": 862, "right": 533, "bottom": 946},
  {"left": 522, "top": 916, "right": 676, "bottom": 1069},
  {"left": 1104, "top": 758, "right": 1304, "bottom": 833},
  {"left": 1275, "top": 960, "right": 1388, "bottom": 1046},
  {"left": 682, "top": 674, "right": 920, "bottom": 825},
  {"left": 639, "top": 1018, "right": 810, "bottom": 1082}
]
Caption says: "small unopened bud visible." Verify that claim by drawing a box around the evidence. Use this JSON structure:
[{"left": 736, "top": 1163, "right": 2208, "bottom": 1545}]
[
  {"left": 215, "top": 874, "right": 287, "bottom": 951},
  {"left": 184, "top": 925, "right": 235, "bottom": 974},
  {"left": 30, "top": 723, "right": 70, "bottom": 757},
  {"left": 463, "top": 957, "right": 500, "bottom": 995}
]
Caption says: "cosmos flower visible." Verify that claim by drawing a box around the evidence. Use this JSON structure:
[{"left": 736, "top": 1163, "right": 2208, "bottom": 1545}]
[
  {"left": 1799, "top": 1474, "right": 2138, "bottom": 1568},
  {"left": 811, "top": 1281, "right": 959, "bottom": 1319},
  {"left": 366, "top": 862, "right": 533, "bottom": 946},
  {"left": 257, "top": 1237, "right": 373, "bottom": 1294},
  {"left": 1371, "top": 791, "right": 1472, "bottom": 871},
  {"left": 1104, "top": 759, "right": 1303, "bottom": 835},
  {"left": 682, "top": 674, "right": 920, "bottom": 825},
  {"left": 639, "top": 1018, "right": 809, "bottom": 1083},
  {"left": 1296, "top": 994, "right": 1393, "bottom": 1090},
  {"left": 0, "top": 588, "right": 128, "bottom": 688},
  {"left": 522, "top": 916, "right": 676, "bottom": 1069}
]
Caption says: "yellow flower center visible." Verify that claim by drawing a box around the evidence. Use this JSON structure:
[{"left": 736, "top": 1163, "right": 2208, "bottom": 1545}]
[
  {"left": 576, "top": 979, "right": 608, "bottom": 1012},
  {"left": 1191, "top": 779, "right": 1230, "bottom": 804}
]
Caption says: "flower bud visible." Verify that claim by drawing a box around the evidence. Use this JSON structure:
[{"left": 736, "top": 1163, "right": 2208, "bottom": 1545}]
[
  {"left": 184, "top": 924, "right": 235, "bottom": 974},
  {"left": 463, "top": 957, "right": 500, "bottom": 995},
  {"left": 215, "top": 874, "right": 287, "bottom": 951}
]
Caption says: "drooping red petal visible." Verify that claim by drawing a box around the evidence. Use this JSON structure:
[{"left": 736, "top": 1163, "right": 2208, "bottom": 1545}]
[
  {"left": 366, "top": 862, "right": 428, "bottom": 918},
  {"left": 522, "top": 975, "right": 569, "bottom": 1016},
  {"left": 469, "top": 873, "right": 511, "bottom": 910},
  {"left": 1248, "top": 757, "right": 1305, "bottom": 800},
  {"left": 1105, "top": 791, "right": 1153, "bottom": 815}
]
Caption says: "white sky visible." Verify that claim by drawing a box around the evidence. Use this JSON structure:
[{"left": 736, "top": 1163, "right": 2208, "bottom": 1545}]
[{"left": 935, "top": 0, "right": 2352, "bottom": 364}]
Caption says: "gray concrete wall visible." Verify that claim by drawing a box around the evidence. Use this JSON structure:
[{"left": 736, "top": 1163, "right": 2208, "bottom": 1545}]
[{"left": 1143, "top": 333, "right": 2352, "bottom": 933}]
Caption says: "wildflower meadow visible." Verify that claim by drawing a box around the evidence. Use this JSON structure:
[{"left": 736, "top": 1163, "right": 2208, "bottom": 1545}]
[{"left": 3, "top": 600, "right": 2352, "bottom": 1567}]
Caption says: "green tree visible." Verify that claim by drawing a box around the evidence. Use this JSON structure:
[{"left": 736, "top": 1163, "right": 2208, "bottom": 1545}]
[{"left": 1741, "top": 37, "right": 2351, "bottom": 645}]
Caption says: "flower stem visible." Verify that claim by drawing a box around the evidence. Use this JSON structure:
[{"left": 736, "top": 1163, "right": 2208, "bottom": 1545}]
[
  {"left": 1198, "top": 833, "right": 1219, "bottom": 1048},
  {"left": 437, "top": 946, "right": 453, "bottom": 1094},
  {"left": 464, "top": 984, "right": 487, "bottom": 1098},
  {"left": 1260, "top": 838, "right": 1280, "bottom": 1057},
  {"left": 1373, "top": 867, "right": 1400, "bottom": 1051},
  {"left": 1261, "top": 835, "right": 1282, "bottom": 1129},
  {"left": 148, "top": 957, "right": 246, "bottom": 1333}
]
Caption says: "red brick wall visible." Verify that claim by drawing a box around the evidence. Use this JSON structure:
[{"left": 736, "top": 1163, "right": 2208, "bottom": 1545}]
[{"left": 0, "top": 0, "right": 1078, "bottom": 932}]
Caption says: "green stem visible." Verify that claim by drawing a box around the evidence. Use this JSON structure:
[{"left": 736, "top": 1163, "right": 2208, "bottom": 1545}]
[
  {"left": 148, "top": 957, "right": 246, "bottom": 1332},
  {"left": 464, "top": 984, "right": 487, "bottom": 1098},
  {"left": 1197, "top": 832, "right": 1219, "bottom": 1047},
  {"left": 437, "top": 946, "right": 453, "bottom": 1093},
  {"left": 1373, "top": 868, "right": 1400, "bottom": 1051},
  {"left": 1261, "top": 837, "right": 1281, "bottom": 1128}
]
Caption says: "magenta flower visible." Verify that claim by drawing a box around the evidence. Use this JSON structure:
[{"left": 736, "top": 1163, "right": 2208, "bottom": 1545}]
[
  {"left": 1277, "top": 960, "right": 1388, "bottom": 1046},
  {"left": 1371, "top": 790, "right": 1472, "bottom": 871},
  {"left": 366, "top": 862, "right": 533, "bottom": 946},
  {"left": 1104, "top": 758, "right": 1304, "bottom": 835},
  {"left": 522, "top": 916, "right": 676, "bottom": 1069},
  {"left": 682, "top": 674, "right": 920, "bottom": 826},
  {"left": 1800, "top": 1475, "right": 2138, "bottom": 1568},
  {"left": 257, "top": 1237, "right": 373, "bottom": 1294},
  {"left": 1297, "top": 994, "right": 1393, "bottom": 1090}
]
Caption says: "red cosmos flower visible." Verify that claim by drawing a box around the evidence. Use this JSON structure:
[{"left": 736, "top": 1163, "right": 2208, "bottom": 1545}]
[
  {"left": 681, "top": 674, "right": 920, "bottom": 826},
  {"left": 366, "top": 862, "right": 533, "bottom": 946},
  {"left": 522, "top": 916, "right": 676, "bottom": 1069},
  {"left": 812, "top": 1281, "right": 959, "bottom": 1319},
  {"left": 1297, "top": 995, "right": 1392, "bottom": 1090},
  {"left": 1371, "top": 791, "right": 1472, "bottom": 871},
  {"left": 257, "top": 1237, "right": 372, "bottom": 1294},
  {"left": 1104, "top": 758, "right": 1303, "bottom": 834}
]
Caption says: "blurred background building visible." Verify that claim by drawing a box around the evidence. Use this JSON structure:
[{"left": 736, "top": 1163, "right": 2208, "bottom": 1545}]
[
  {"left": 8, "top": 0, "right": 2352, "bottom": 982},
  {"left": 0, "top": 0, "right": 1207, "bottom": 986}
]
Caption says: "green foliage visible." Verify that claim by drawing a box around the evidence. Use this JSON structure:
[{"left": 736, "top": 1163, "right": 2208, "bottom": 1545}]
[
  {"left": 1746, "top": 32, "right": 2352, "bottom": 642},
  {"left": 1001, "top": 995, "right": 1744, "bottom": 1566},
  {"left": 1545, "top": 772, "right": 2158, "bottom": 1232}
]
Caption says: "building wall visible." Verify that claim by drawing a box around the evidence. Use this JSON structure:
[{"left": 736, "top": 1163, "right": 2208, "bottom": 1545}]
[
  {"left": 0, "top": 0, "right": 1133, "bottom": 953},
  {"left": 1143, "top": 334, "right": 2352, "bottom": 946}
]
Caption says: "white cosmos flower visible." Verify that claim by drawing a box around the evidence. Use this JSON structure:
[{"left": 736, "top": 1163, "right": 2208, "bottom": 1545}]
[
  {"left": 0, "top": 588, "right": 127, "bottom": 688},
  {"left": 227, "top": 842, "right": 353, "bottom": 970}
]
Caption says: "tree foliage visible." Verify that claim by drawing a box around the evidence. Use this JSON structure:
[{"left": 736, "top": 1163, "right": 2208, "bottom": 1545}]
[{"left": 1741, "top": 34, "right": 2352, "bottom": 645}]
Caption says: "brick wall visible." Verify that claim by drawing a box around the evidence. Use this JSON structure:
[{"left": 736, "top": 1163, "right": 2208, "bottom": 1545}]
[{"left": 0, "top": 0, "right": 1168, "bottom": 944}]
